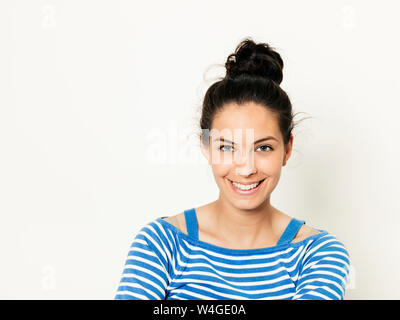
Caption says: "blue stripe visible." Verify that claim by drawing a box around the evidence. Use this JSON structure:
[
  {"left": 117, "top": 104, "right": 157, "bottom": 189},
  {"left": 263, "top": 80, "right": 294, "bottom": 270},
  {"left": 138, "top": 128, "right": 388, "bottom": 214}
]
[{"left": 114, "top": 217, "right": 350, "bottom": 300}]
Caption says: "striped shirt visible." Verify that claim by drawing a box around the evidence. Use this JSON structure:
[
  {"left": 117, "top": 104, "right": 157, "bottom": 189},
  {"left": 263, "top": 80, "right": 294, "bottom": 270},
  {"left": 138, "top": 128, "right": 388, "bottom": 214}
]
[{"left": 114, "top": 208, "right": 350, "bottom": 300}]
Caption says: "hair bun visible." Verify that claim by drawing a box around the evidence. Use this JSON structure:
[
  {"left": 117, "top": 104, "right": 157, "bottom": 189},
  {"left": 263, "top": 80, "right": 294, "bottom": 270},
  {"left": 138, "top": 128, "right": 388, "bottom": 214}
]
[{"left": 225, "top": 38, "right": 284, "bottom": 84}]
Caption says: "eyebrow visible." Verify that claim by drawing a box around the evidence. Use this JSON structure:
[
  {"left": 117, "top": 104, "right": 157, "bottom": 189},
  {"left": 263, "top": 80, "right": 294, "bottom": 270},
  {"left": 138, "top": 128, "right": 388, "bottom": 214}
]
[{"left": 213, "top": 136, "right": 279, "bottom": 144}]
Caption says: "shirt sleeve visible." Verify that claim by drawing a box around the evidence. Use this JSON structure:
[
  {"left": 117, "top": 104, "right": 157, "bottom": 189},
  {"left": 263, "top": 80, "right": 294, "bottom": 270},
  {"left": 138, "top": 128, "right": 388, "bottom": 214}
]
[
  {"left": 114, "top": 222, "right": 171, "bottom": 300},
  {"left": 292, "top": 234, "right": 350, "bottom": 300}
]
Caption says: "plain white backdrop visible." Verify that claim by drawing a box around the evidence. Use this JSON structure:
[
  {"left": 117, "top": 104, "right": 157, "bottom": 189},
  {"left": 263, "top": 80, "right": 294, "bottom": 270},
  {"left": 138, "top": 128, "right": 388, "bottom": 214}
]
[{"left": 0, "top": 0, "right": 399, "bottom": 299}]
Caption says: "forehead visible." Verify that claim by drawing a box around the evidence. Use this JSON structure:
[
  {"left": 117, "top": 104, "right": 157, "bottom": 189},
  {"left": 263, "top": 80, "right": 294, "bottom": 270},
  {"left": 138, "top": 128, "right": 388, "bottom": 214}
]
[{"left": 211, "top": 102, "right": 280, "bottom": 138}]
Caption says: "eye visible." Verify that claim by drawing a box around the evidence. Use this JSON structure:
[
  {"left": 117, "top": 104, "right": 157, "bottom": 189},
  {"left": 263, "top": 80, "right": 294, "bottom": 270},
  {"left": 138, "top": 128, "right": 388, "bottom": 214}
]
[
  {"left": 219, "top": 145, "right": 233, "bottom": 152},
  {"left": 219, "top": 145, "right": 273, "bottom": 152},
  {"left": 257, "top": 145, "right": 273, "bottom": 152}
]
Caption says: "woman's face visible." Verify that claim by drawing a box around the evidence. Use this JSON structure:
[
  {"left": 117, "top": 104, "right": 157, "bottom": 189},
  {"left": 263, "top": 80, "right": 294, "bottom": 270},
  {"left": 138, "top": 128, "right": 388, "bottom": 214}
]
[{"left": 201, "top": 102, "right": 293, "bottom": 210}]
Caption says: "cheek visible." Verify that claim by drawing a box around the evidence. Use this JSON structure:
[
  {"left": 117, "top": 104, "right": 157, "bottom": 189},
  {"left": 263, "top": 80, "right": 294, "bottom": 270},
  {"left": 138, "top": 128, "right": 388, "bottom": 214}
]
[
  {"left": 211, "top": 163, "right": 231, "bottom": 178},
  {"left": 257, "top": 157, "right": 280, "bottom": 173},
  {"left": 209, "top": 148, "right": 233, "bottom": 165}
]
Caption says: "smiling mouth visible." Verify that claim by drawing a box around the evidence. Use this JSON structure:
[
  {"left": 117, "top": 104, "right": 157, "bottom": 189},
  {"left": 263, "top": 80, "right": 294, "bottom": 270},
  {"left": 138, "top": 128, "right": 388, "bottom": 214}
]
[{"left": 227, "top": 178, "right": 266, "bottom": 193}]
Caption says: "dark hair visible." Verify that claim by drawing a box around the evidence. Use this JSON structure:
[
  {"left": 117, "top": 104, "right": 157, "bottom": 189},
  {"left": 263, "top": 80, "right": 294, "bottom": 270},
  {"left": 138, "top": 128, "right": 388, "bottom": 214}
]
[{"left": 199, "top": 37, "right": 307, "bottom": 148}]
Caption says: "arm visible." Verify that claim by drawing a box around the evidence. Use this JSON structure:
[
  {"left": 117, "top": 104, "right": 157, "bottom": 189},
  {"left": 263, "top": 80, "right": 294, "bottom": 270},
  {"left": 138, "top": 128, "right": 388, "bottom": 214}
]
[
  {"left": 114, "top": 224, "right": 171, "bottom": 300},
  {"left": 292, "top": 235, "right": 350, "bottom": 300}
]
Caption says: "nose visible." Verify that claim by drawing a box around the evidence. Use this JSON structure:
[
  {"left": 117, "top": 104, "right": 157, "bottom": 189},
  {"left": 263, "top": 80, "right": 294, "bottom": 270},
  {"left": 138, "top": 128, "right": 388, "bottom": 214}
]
[{"left": 234, "top": 150, "right": 256, "bottom": 176}]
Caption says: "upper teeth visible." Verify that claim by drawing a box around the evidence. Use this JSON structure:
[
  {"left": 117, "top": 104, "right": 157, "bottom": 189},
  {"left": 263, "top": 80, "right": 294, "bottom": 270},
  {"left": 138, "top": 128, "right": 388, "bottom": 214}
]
[{"left": 232, "top": 181, "right": 260, "bottom": 190}]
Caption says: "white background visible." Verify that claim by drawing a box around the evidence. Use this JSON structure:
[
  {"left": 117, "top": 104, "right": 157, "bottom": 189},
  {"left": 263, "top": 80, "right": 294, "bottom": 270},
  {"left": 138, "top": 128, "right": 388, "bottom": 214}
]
[{"left": 0, "top": 0, "right": 399, "bottom": 299}]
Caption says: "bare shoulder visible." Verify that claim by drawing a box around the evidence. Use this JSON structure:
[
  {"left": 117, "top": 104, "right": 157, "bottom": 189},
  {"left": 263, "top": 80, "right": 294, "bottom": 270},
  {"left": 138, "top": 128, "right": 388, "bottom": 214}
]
[
  {"left": 292, "top": 224, "right": 321, "bottom": 243},
  {"left": 161, "top": 212, "right": 187, "bottom": 235},
  {"left": 275, "top": 209, "right": 320, "bottom": 243}
]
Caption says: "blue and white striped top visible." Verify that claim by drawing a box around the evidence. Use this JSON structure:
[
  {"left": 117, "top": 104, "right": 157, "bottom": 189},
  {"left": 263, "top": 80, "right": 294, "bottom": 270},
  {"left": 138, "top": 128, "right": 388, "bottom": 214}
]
[{"left": 115, "top": 208, "right": 350, "bottom": 300}]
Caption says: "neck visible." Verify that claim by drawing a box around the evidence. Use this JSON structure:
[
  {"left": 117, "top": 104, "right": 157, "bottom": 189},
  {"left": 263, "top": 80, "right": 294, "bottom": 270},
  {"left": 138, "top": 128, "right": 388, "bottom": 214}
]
[{"left": 211, "top": 195, "right": 281, "bottom": 247}]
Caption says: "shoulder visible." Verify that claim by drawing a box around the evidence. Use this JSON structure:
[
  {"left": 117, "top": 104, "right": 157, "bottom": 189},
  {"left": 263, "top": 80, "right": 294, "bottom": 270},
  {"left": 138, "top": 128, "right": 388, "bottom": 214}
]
[
  {"left": 302, "top": 230, "right": 351, "bottom": 265},
  {"left": 161, "top": 212, "right": 188, "bottom": 235},
  {"left": 294, "top": 231, "right": 351, "bottom": 299},
  {"left": 292, "top": 224, "right": 321, "bottom": 243},
  {"left": 132, "top": 216, "right": 183, "bottom": 254}
]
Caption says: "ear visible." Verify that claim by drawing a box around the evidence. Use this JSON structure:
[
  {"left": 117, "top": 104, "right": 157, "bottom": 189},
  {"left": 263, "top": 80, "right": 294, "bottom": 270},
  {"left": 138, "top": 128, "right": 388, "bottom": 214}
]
[{"left": 282, "top": 134, "right": 293, "bottom": 166}]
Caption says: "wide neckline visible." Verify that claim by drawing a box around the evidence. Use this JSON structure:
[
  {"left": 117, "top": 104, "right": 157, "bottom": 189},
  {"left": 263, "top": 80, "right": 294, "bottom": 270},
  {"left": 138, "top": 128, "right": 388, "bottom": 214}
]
[{"left": 156, "top": 216, "right": 328, "bottom": 255}]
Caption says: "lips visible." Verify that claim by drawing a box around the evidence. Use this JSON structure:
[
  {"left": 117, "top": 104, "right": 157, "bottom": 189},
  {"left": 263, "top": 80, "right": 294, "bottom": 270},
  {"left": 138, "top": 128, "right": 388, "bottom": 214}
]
[
  {"left": 227, "top": 178, "right": 266, "bottom": 195},
  {"left": 228, "top": 178, "right": 265, "bottom": 185}
]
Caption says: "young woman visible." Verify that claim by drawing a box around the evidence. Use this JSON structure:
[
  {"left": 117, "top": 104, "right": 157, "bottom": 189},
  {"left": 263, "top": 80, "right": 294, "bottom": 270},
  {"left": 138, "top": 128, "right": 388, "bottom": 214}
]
[{"left": 115, "top": 38, "right": 350, "bottom": 300}]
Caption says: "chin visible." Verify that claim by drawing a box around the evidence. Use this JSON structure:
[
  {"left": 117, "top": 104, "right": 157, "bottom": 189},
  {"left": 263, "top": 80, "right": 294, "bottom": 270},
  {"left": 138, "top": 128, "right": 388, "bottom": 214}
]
[{"left": 231, "top": 200, "right": 266, "bottom": 212}]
